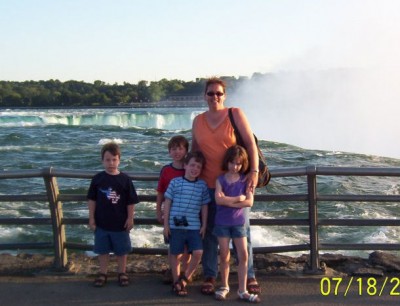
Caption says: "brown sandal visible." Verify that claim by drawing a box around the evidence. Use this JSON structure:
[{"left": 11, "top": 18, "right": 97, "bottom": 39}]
[
  {"left": 180, "top": 271, "right": 192, "bottom": 283},
  {"left": 172, "top": 278, "right": 188, "bottom": 297},
  {"left": 247, "top": 278, "right": 261, "bottom": 294},
  {"left": 118, "top": 273, "right": 130, "bottom": 287},
  {"left": 201, "top": 277, "right": 215, "bottom": 295},
  {"left": 93, "top": 273, "right": 107, "bottom": 287}
]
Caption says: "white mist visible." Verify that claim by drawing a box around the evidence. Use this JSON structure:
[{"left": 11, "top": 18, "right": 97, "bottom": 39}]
[{"left": 230, "top": 68, "right": 400, "bottom": 159}]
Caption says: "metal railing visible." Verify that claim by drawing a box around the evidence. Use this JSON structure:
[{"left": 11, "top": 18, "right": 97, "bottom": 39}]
[{"left": 1, "top": 166, "right": 400, "bottom": 273}]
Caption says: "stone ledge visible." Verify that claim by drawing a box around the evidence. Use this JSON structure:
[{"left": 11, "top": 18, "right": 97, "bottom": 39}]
[{"left": 1, "top": 251, "right": 399, "bottom": 278}]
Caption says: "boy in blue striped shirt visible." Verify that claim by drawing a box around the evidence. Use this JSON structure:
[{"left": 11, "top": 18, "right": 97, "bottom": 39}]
[{"left": 163, "top": 151, "right": 210, "bottom": 296}]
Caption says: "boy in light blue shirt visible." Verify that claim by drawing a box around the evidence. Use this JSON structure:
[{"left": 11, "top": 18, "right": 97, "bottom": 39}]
[{"left": 163, "top": 151, "right": 210, "bottom": 296}]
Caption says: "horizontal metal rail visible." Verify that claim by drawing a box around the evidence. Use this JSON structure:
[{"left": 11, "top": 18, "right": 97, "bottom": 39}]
[
  {"left": 0, "top": 242, "right": 53, "bottom": 251},
  {"left": 321, "top": 243, "right": 400, "bottom": 251},
  {"left": 0, "top": 166, "right": 399, "bottom": 273}
]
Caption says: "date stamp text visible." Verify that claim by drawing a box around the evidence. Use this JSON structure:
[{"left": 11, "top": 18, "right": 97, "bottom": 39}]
[{"left": 320, "top": 277, "right": 400, "bottom": 297}]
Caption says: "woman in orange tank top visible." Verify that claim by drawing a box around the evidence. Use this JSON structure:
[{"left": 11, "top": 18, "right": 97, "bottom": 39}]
[{"left": 192, "top": 77, "right": 262, "bottom": 301}]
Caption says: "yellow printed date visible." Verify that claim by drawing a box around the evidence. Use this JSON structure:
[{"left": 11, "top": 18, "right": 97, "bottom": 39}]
[{"left": 320, "top": 277, "right": 400, "bottom": 296}]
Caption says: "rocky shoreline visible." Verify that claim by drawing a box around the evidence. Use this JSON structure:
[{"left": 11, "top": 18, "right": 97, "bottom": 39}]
[{"left": 1, "top": 251, "right": 400, "bottom": 278}]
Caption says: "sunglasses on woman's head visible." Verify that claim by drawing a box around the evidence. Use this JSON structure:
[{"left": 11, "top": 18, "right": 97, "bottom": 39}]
[{"left": 206, "top": 92, "right": 224, "bottom": 97}]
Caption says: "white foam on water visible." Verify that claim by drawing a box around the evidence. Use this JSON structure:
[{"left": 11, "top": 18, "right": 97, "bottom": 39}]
[
  {"left": 0, "top": 226, "right": 24, "bottom": 240},
  {"left": 98, "top": 138, "right": 124, "bottom": 145},
  {"left": 0, "top": 108, "right": 202, "bottom": 130},
  {"left": 130, "top": 226, "right": 165, "bottom": 248},
  {"left": 250, "top": 225, "right": 308, "bottom": 248}
]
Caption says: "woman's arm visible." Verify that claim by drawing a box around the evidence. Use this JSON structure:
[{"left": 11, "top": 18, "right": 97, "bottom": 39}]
[{"left": 232, "top": 107, "right": 259, "bottom": 190}]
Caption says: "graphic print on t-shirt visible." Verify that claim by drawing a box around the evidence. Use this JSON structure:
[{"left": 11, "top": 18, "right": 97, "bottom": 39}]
[{"left": 100, "top": 187, "right": 120, "bottom": 204}]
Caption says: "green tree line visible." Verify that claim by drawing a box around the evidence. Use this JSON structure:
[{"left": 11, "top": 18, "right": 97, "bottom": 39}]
[{"left": 0, "top": 75, "right": 260, "bottom": 107}]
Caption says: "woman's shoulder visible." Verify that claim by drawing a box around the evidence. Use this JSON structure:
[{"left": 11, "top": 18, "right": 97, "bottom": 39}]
[
  {"left": 192, "top": 112, "right": 202, "bottom": 127},
  {"left": 230, "top": 107, "right": 245, "bottom": 118},
  {"left": 230, "top": 107, "right": 251, "bottom": 132},
  {"left": 193, "top": 111, "right": 205, "bottom": 121}
]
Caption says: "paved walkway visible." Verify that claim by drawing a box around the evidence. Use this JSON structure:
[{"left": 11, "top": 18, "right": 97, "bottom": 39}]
[{"left": 1, "top": 273, "right": 399, "bottom": 305}]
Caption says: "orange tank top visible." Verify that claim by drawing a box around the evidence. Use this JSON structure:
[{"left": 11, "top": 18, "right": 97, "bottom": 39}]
[{"left": 193, "top": 111, "right": 236, "bottom": 188}]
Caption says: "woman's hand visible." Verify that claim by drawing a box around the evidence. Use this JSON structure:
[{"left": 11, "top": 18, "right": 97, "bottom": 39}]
[{"left": 246, "top": 171, "right": 258, "bottom": 193}]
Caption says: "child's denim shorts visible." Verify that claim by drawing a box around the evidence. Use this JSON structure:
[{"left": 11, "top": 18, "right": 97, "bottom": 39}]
[
  {"left": 94, "top": 227, "right": 132, "bottom": 256},
  {"left": 169, "top": 229, "right": 202, "bottom": 255},
  {"left": 213, "top": 224, "right": 247, "bottom": 238}
]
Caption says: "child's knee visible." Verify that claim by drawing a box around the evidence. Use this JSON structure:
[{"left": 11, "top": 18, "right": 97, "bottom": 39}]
[
  {"left": 237, "top": 250, "right": 248, "bottom": 263},
  {"left": 219, "top": 253, "right": 230, "bottom": 264},
  {"left": 191, "top": 249, "right": 203, "bottom": 259}
]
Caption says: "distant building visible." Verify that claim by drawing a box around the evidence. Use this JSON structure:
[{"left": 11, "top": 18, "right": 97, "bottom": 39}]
[{"left": 161, "top": 95, "right": 204, "bottom": 107}]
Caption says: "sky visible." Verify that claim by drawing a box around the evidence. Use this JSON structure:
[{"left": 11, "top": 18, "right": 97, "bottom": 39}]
[
  {"left": 1, "top": 0, "right": 400, "bottom": 158},
  {"left": 1, "top": 0, "right": 399, "bottom": 84}
]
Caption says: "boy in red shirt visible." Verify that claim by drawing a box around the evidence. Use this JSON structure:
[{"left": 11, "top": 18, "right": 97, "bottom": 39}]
[{"left": 156, "top": 135, "right": 190, "bottom": 283}]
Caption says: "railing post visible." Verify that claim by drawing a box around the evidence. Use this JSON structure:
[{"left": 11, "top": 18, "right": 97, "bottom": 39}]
[
  {"left": 306, "top": 165, "right": 321, "bottom": 273},
  {"left": 42, "top": 167, "right": 67, "bottom": 269}
]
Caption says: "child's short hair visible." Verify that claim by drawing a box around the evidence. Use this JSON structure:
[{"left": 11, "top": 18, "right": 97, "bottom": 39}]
[
  {"left": 221, "top": 145, "right": 249, "bottom": 173},
  {"left": 101, "top": 142, "right": 121, "bottom": 160},
  {"left": 184, "top": 151, "right": 206, "bottom": 167},
  {"left": 168, "top": 135, "right": 189, "bottom": 151}
]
